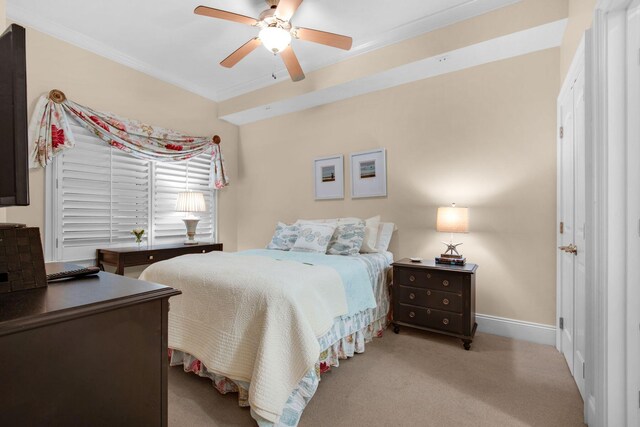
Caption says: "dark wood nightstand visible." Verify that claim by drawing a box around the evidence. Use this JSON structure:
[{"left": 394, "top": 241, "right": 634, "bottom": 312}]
[
  {"left": 391, "top": 258, "right": 478, "bottom": 350},
  {"left": 97, "top": 242, "right": 223, "bottom": 275}
]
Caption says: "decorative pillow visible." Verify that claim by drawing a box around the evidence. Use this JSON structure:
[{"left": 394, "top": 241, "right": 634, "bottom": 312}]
[
  {"left": 291, "top": 223, "right": 337, "bottom": 254},
  {"left": 375, "top": 222, "right": 396, "bottom": 252},
  {"left": 266, "top": 222, "right": 300, "bottom": 250},
  {"left": 327, "top": 219, "right": 366, "bottom": 256},
  {"left": 360, "top": 215, "right": 381, "bottom": 253}
]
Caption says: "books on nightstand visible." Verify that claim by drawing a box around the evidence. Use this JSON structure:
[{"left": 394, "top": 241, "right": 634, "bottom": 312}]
[{"left": 435, "top": 256, "right": 467, "bottom": 266}]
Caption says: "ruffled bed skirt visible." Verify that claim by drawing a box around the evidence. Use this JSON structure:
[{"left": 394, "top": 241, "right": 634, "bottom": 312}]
[{"left": 169, "top": 313, "right": 388, "bottom": 426}]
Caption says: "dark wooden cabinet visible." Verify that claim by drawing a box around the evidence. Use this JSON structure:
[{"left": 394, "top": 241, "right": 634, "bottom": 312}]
[
  {"left": 97, "top": 242, "right": 223, "bottom": 275},
  {"left": 392, "top": 259, "right": 478, "bottom": 350},
  {"left": 0, "top": 272, "right": 180, "bottom": 426}
]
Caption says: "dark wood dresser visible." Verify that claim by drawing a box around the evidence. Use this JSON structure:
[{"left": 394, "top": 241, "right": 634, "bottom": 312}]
[
  {"left": 0, "top": 272, "right": 180, "bottom": 426},
  {"left": 97, "top": 242, "right": 223, "bottom": 275},
  {"left": 392, "top": 258, "right": 478, "bottom": 350}
]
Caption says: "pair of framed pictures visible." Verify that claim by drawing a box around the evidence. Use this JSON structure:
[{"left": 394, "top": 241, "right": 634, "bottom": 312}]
[{"left": 314, "top": 148, "right": 386, "bottom": 200}]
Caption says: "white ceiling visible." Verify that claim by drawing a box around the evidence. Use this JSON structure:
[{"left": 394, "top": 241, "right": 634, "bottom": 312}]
[{"left": 7, "top": 0, "right": 521, "bottom": 101}]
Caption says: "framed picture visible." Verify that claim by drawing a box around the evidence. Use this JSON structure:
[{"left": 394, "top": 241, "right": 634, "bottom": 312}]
[
  {"left": 314, "top": 155, "right": 344, "bottom": 200},
  {"left": 350, "top": 148, "right": 387, "bottom": 198}
]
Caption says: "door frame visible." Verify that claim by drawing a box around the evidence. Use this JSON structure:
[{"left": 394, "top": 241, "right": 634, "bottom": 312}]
[{"left": 587, "top": 1, "right": 639, "bottom": 425}]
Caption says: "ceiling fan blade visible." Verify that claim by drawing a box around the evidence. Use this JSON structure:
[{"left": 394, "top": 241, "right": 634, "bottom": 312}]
[
  {"left": 281, "top": 46, "right": 305, "bottom": 82},
  {"left": 220, "top": 38, "right": 262, "bottom": 68},
  {"left": 274, "top": 0, "right": 303, "bottom": 22},
  {"left": 194, "top": 6, "right": 258, "bottom": 26},
  {"left": 295, "top": 27, "right": 352, "bottom": 50}
]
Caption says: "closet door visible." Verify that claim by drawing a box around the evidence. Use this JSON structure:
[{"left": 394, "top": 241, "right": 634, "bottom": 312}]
[{"left": 557, "top": 48, "right": 586, "bottom": 401}]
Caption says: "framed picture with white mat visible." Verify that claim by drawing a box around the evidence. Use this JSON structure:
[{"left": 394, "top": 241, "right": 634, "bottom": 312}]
[
  {"left": 350, "top": 148, "right": 386, "bottom": 198},
  {"left": 314, "top": 154, "right": 344, "bottom": 200}
]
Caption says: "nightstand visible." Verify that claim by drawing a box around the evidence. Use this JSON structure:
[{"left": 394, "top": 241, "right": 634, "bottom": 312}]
[{"left": 391, "top": 258, "right": 478, "bottom": 350}]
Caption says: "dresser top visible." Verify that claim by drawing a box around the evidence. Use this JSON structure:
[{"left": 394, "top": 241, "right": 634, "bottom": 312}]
[
  {"left": 393, "top": 258, "right": 478, "bottom": 273},
  {"left": 0, "top": 272, "right": 180, "bottom": 335}
]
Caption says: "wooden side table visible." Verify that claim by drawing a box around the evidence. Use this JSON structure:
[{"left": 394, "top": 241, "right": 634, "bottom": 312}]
[
  {"left": 97, "top": 242, "right": 223, "bottom": 275},
  {"left": 391, "top": 258, "right": 478, "bottom": 350}
]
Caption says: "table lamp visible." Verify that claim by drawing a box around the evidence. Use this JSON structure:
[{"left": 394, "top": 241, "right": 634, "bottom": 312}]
[
  {"left": 176, "top": 191, "right": 206, "bottom": 245},
  {"left": 436, "top": 203, "right": 469, "bottom": 265}
]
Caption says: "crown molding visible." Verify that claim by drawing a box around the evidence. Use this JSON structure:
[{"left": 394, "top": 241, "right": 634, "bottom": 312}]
[
  {"left": 6, "top": 2, "right": 220, "bottom": 102},
  {"left": 220, "top": 19, "right": 567, "bottom": 125},
  {"left": 216, "top": 0, "right": 523, "bottom": 100}
]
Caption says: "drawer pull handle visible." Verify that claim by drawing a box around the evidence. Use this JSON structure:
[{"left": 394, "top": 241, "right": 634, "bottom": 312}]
[
  {"left": 149, "top": 255, "right": 154, "bottom": 260},
  {"left": 443, "top": 318, "right": 449, "bottom": 325},
  {"left": 427, "top": 309, "right": 431, "bottom": 314},
  {"left": 409, "top": 293, "right": 416, "bottom": 300},
  {"left": 443, "top": 298, "right": 450, "bottom": 305},
  {"left": 409, "top": 311, "right": 416, "bottom": 318},
  {"left": 427, "top": 290, "right": 431, "bottom": 296},
  {"left": 427, "top": 273, "right": 431, "bottom": 279},
  {"left": 202, "top": 250, "right": 206, "bottom": 253},
  {"left": 443, "top": 280, "right": 449, "bottom": 287},
  {"left": 409, "top": 275, "right": 415, "bottom": 282}
]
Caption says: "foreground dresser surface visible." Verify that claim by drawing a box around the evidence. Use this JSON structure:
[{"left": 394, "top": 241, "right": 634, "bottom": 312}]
[
  {"left": 0, "top": 272, "right": 181, "bottom": 426},
  {"left": 392, "top": 259, "right": 478, "bottom": 350}
]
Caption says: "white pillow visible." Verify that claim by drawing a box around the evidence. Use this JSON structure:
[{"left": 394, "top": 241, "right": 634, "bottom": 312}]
[
  {"left": 266, "top": 222, "right": 300, "bottom": 250},
  {"left": 292, "top": 223, "right": 337, "bottom": 254},
  {"left": 360, "top": 215, "right": 381, "bottom": 253},
  {"left": 375, "top": 222, "right": 396, "bottom": 252}
]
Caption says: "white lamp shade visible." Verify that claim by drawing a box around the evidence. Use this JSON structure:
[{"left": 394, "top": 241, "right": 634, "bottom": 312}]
[
  {"left": 436, "top": 206, "right": 469, "bottom": 233},
  {"left": 176, "top": 191, "right": 206, "bottom": 213},
  {"left": 259, "top": 26, "right": 292, "bottom": 53}
]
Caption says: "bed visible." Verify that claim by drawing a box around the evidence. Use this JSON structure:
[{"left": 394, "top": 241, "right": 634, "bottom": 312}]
[{"left": 139, "top": 247, "right": 392, "bottom": 426}]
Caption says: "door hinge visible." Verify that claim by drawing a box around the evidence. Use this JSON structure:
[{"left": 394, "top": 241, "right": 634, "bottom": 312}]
[
  {"left": 559, "top": 317, "right": 564, "bottom": 329},
  {"left": 583, "top": 362, "right": 585, "bottom": 379},
  {"left": 55, "top": 178, "right": 59, "bottom": 189},
  {"left": 559, "top": 126, "right": 564, "bottom": 139},
  {"left": 55, "top": 238, "right": 59, "bottom": 248},
  {"left": 560, "top": 221, "right": 564, "bottom": 234}
]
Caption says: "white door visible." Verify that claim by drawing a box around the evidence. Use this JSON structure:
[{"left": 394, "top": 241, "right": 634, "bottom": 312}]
[
  {"left": 557, "top": 61, "right": 586, "bottom": 400},
  {"left": 558, "top": 84, "right": 575, "bottom": 376},
  {"left": 572, "top": 69, "right": 586, "bottom": 399}
]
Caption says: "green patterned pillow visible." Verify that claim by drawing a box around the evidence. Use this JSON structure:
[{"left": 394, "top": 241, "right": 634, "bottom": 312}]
[
  {"left": 326, "top": 219, "right": 366, "bottom": 256},
  {"left": 266, "top": 222, "right": 300, "bottom": 250}
]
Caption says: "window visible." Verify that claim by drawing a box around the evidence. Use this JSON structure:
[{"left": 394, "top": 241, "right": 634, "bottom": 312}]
[{"left": 46, "top": 121, "right": 217, "bottom": 262}]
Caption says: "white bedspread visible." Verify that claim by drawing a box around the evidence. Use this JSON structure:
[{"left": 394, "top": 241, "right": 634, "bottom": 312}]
[{"left": 139, "top": 251, "right": 348, "bottom": 422}]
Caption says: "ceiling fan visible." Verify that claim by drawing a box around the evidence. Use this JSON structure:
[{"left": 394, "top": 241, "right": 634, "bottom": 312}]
[{"left": 194, "top": 0, "right": 353, "bottom": 82}]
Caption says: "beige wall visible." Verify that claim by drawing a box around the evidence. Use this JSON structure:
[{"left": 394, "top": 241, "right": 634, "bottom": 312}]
[
  {"left": 4, "top": 27, "right": 240, "bottom": 250},
  {"left": 560, "top": 0, "right": 597, "bottom": 80},
  {"left": 237, "top": 49, "right": 560, "bottom": 326}
]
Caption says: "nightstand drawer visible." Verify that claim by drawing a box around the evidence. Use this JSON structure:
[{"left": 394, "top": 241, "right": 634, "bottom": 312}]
[
  {"left": 398, "top": 285, "right": 428, "bottom": 306},
  {"left": 396, "top": 304, "right": 428, "bottom": 325},
  {"left": 425, "top": 308, "right": 463, "bottom": 334},
  {"left": 395, "top": 268, "right": 463, "bottom": 293},
  {"left": 126, "top": 251, "right": 160, "bottom": 265},
  {"left": 426, "top": 289, "right": 463, "bottom": 313}
]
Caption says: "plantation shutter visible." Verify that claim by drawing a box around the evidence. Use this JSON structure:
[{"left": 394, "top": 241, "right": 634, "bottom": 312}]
[
  {"left": 56, "top": 121, "right": 150, "bottom": 261},
  {"left": 153, "top": 154, "right": 215, "bottom": 245},
  {"left": 52, "top": 119, "right": 216, "bottom": 262}
]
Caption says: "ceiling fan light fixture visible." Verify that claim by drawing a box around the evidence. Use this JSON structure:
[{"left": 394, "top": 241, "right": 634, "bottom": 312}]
[{"left": 259, "top": 26, "right": 292, "bottom": 53}]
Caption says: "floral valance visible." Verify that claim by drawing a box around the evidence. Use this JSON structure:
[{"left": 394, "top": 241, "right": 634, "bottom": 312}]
[{"left": 29, "top": 89, "right": 229, "bottom": 189}]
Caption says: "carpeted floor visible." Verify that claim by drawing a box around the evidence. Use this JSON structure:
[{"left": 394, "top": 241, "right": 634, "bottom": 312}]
[{"left": 168, "top": 329, "right": 586, "bottom": 426}]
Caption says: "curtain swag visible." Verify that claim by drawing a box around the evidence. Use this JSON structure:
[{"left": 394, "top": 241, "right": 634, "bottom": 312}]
[{"left": 29, "top": 89, "right": 229, "bottom": 189}]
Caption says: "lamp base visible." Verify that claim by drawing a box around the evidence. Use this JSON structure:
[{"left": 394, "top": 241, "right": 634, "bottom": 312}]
[{"left": 182, "top": 218, "right": 200, "bottom": 245}]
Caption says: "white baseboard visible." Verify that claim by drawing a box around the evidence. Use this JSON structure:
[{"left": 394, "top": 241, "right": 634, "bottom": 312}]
[{"left": 476, "top": 313, "right": 556, "bottom": 346}]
